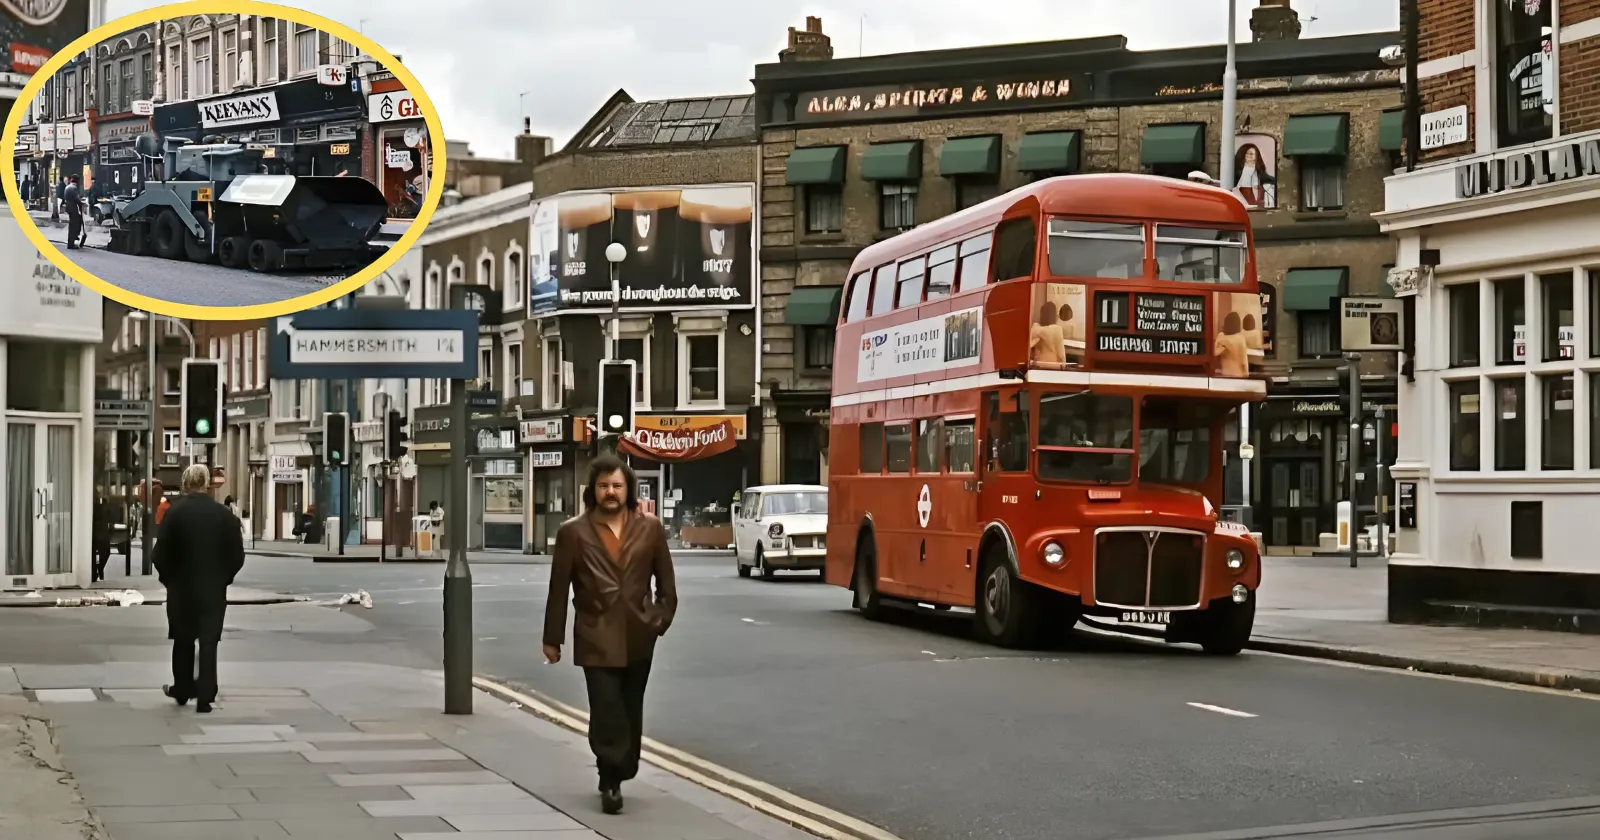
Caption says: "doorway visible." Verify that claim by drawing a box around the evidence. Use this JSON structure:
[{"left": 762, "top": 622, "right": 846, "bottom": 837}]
[{"left": 4, "top": 418, "right": 78, "bottom": 588}]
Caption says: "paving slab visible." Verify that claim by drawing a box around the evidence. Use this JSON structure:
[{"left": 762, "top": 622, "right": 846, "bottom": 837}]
[
  {"left": 329, "top": 770, "right": 505, "bottom": 786},
  {"left": 95, "top": 803, "right": 240, "bottom": 823},
  {"left": 104, "top": 819, "right": 291, "bottom": 839},
  {"left": 231, "top": 800, "right": 372, "bottom": 820},
  {"left": 442, "top": 812, "right": 590, "bottom": 831},
  {"left": 273, "top": 816, "right": 455, "bottom": 838},
  {"left": 400, "top": 782, "right": 532, "bottom": 801}
]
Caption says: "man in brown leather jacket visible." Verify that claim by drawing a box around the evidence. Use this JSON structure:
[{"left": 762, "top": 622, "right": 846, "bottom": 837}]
[{"left": 543, "top": 453, "right": 677, "bottom": 814}]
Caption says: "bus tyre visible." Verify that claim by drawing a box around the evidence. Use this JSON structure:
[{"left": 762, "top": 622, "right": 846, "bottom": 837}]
[
  {"left": 218, "top": 236, "right": 250, "bottom": 269},
  {"left": 152, "top": 211, "right": 186, "bottom": 260},
  {"left": 851, "top": 538, "right": 885, "bottom": 620},
  {"left": 1199, "top": 592, "right": 1256, "bottom": 656},
  {"left": 975, "top": 549, "right": 1041, "bottom": 648}
]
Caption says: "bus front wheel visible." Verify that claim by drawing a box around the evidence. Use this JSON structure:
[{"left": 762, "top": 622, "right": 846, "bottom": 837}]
[
  {"left": 851, "top": 538, "right": 884, "bottom": 620},
  {"left": 975, "top": 548, "right": 1041, "bottom": 648},
  {"left": 1198, "top": 592, "right": 1256, "bottom": 656}
]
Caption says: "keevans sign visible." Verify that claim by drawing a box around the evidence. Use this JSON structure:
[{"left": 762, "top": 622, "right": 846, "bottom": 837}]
[
  {"left": 857, "top": 306, "right": 983, "bottom": 383},
  {"left": 198, "top": 91, "right": 280, "bottom": 129},
  {"left": 1456, "top": 136, "right": 1600, "bottom": 198}
]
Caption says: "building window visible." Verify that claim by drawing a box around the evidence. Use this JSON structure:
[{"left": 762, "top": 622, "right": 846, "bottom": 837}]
[
  {"left": 221, "top": 28, "right": 237, "bottom": 90},
  {"left": 879, "top": 182, "right": 917, "bottom": 230},
  {"left": 163, "top": 429, "right": 181, "bottom": 454},
  {"left": 1494, "top": 277, "right": 1526, "bottom": 365},
  {"left": 957, "top": 178, "right": 1001, "bottom": 210},
  {"left": 424, "top": 266, "right": 442, "bottom": 309},
  {"left": 62, "top": 70, "right": 75, "bottom": 113},
  {"left": 617, "top": 336, "right": 648, "bottom": 406},
  {"left": 119, "top": 58, "right": 134, "bottom": 110},
  {"left": 506, "top": 342, "right": 522, "bottom": 398},
  {"left": 478, "top": 254, "right": 494, "bottom": 290},
  {"left": 478, "top": 346, "right": 492, "bottom": 386},
  {"left": 1496, "top": 0, "right": 1553, "bottom": 147},
  {"left": 1541, "top": 374, "right": 1573, "bottom": 471},
  {"left": 165, "top": 44, "right": 181, "bottom": 100},
  {"left": 102, "top": 72, "right": 114, "bottom": 115},
  {"left": 679, "top": 331, "right": 723, "bottom": 407},
  {"left": 1593, "top": 270, "right": 1600, "bottom": 359},
  {"left": 1494, "top": 377, "right": 1526, "bottom": 471},
  {"left": 1448, "top": 282, "right": 1480, "bottom": 367},
  {"left": 262, "top": 18, "right": 279, "bottom": 82},
  {"left": 190, "top": 37, "right": 212, "bottom": 98},
  {"left": 1591, "top": 373, "right": 1600, "bottom": 469},
  {"left": 141, "top": 53, "right": 152, "bottom": 100},
  {"left": 294, "top": 24, "right": 317, "bottom": 74},
  {"left": 1298, "top": 310, "right": 1337, "bottom": 357},
  {"left": 1298, "top": 159, "right": 1345, "bottom": 211},
  {"left": 1541, "top": 271, "right": 1573, "bottom": 361},
  {"left": 504, "top": 248, "right": 523, "bottom": 314},
  {"left": 803, "top": 325, "right": 835, "bottom": 368},
  {"left": 542, "top": 336, "right": 563, "bottom": 410},
  {"left": 255, "top": 327, "right": 265, "bottom": 385},
  {"left": 1447, "top": 380, "right": 1480, "bottom": 471},
  {"left": 805, "top": 185, "right": 842, "bottom": 234}
]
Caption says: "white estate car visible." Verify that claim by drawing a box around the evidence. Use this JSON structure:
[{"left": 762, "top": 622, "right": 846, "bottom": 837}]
[{"left": 732, "top": 484, "right": 828, "bottom": 578}]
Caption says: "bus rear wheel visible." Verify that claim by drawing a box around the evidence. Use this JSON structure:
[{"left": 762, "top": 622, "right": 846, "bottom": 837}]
[
  {"left": 1198, "top": 592, "right": 1256, "bottom": 656},
  {"left": 851, "top": 538, "right": 884, "bottom": 620},
  {"left": 974, "top": 548, "right": 1041, "bottom": 648}
]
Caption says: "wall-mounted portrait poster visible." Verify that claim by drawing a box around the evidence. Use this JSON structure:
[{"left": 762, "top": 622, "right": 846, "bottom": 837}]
[
  {"left": 1030, "top": 283, "right": 1087, "bottom": 367},
  {"left": 1232, "top": 133, "right": 1278, "bottom": 210},
  {"left": 1212, "top": 291, "right": 1266, "bottom": 377}
]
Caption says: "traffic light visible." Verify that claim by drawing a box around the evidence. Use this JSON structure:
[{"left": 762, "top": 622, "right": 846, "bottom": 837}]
[
  {"left": 180, "top": 359, "right": 222, "bottom": 443},
  {"left": 385, "top": 409, "right": 408, "bottom": 461},
  {"left": 116, "top": 430, "right": 138, "bottom": 470},
  {"left": 323, "top": 411, "right": 350, "bottom": 466},
  {"left": 597, "top": 360, "right": 635, "bottom": 435}
]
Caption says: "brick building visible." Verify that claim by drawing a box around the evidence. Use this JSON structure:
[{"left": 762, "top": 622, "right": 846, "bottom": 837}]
[
  {"left": 1380, "top": 0, "right": 1600, "bottom": 629},
  {"left": 754, "top": 8, "right": 1403, "bottom": 547}
]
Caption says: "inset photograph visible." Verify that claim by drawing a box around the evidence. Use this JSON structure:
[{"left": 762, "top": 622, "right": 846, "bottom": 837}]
[{"left": 2, "top": 2, "right": 444, "bottom": 315}]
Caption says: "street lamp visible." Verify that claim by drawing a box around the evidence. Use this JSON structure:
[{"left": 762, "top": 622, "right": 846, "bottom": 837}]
[
  {"left": 604, "top": 241, "right": 626, "bottom": 361},
  {"left": 124, "top": 309, "right": 196, "bottom": 575},
  {"left": 1215, "top": 0, "right": 1255, "bottom": 527}
]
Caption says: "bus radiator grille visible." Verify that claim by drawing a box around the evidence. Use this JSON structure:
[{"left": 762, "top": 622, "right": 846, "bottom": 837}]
[
  {"left": 1093, "top": 531, "right": 1205, "bottom": 609},
  {"left": 1093, "top": 532, "right": 1150, "bottom": 607},
  {"left": 1149, "top": 535, "right": 1205, "bottom": 608}
]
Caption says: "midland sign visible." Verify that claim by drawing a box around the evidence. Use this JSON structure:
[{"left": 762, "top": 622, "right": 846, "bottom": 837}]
[
  {"left": 267, "top": 308, "right": 480, "bottom": 381},
  {"left": 1456, "top": 135, "right": 1600, "bottom": 199}
]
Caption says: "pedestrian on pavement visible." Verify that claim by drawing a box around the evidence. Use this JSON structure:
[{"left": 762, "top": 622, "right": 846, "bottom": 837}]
[
  {"left": 91, "top": 490, "right": 113, "bottom": 583},
  {"left": 224, "top": 495, "right": 247, "bottom": 542},
  {"left": 62, "top": 175, "right": 84, "bottom": 250},
  {"left": 153, "top": 464, "right": 245, "bottom": 714},
  {"left": 543, "top": 453, "right": 678, "bottom": 815},
  {"left": 427, "top": 501, "right": 444, "bottom": 558}
]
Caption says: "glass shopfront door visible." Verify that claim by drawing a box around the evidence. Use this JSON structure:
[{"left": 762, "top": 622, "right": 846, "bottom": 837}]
[{"left": 5, "top": 418, "right": 78, "bottom": 587}]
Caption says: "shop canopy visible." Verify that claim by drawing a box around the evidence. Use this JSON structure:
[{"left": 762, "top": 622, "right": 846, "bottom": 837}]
[
  {"left": 1283, "top": 113, "right": 1351, "bottom": 158},
  {"left": 785, "top": 146, "right": 846, "bottom": 185},
  {"left": 860, "top": 141, "right": 922, "bottom": 181},
  {"left": 1016, "top": 131, "right": 1081, "bottom": 174},
  {"left": 1281, "top": 267, "right": 1349, "bottom": 311},
  {"left": 939, "top": 135, "right": 1001, "bottom": 177},
  {"left": 1378, "top": 110, "right": 1403, "bottom": 153},
  {"left": 785, "top": 286, "right": 844, "bottom": 325}
]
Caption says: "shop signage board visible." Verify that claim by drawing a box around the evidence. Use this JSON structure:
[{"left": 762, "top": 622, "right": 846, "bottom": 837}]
[
  {"left": 1339, "top": 298, "right": 1403, "bottom": 351},
  {"left": 794, "top": 74, "right": 1092, "bottom": 122},
  {"left": 367, "top": 90, "right": 421, "bottom": 123},
  {"left": 619, "top": 414, "right": 747, "bottom": 462},
  {"left": 270, "top": 455, "right": 298, "bottom": 483},
  {"left": 1421, "top": 105, "right": 1468, "bottom": 150},
  {"left": 0, "top": 218, "right": 102, "bottom": 342},
  {"left": 94, "top": 398, "right": 150, "bottom": 430},
  {"left": 520, "top": 418, "right": 564, "bottom": 444},
  {"left": 198, "top": 90, "right": 281, "bottom": 129},
  {"left": 1456, "top": 135, "right": 1600, "bottom": 199},
  {"left": 268, "top": 308, "right": 480, "bottom": 381},
  {"left": 531, "top": 451, "right": 563, "bottom": 468}
]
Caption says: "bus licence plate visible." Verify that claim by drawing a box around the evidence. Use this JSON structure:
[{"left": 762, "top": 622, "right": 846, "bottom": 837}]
[{"left": 1121, "top": 611, "right": 1171, "bottom": 624}]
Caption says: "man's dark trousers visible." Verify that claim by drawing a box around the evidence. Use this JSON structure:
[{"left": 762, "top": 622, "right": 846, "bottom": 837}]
[
  {"left": 167, "top": 594, "right": 223, "bottom": 705},
  {"left": 65, "top": 207, "right": 82, "bottom": 249},
  {"left": 583, "top": 659, "right": 652, "bottom": 788}
]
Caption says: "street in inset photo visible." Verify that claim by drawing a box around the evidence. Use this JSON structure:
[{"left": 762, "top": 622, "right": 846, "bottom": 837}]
[{"left": 4, "top": 7, "right": 440, "bottom": 310}]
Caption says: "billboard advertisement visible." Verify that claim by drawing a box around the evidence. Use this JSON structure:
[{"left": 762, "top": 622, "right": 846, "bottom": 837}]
[
  {"left": 528, "top": 183, "right": 755, "bottom": 315},
  {"left": 1, "top": 0, "right": 91, "bottom": 93}
]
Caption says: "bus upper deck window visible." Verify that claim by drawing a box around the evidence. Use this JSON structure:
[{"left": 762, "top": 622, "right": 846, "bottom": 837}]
[
  {"left": 993, "top": 218, "right": 1037, "bottom": 282},
  {"left": 1154, "top": 226, "right": 1246, "bottom": 284},
  {"left": 1047, "top": 219, "right": 1146, "bottom": 281},
  {"left": 845, "top": 271, "right": 872, "bottom": 321}
]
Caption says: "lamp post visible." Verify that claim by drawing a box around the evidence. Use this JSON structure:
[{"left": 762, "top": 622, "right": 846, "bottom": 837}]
[
  {"left": 604, "top": 242, "right": 626, "bottom": 362},
  {"left": 128, "top": 310, "right": 196, "bottom": 574},
  {"left": 1218, "top": 0, "right": 1254, "bottom": 526}
]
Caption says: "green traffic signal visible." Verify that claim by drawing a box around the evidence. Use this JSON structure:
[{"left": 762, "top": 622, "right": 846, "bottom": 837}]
[{"left": 194, "top": 418, "right": 211, "bottom": 436}]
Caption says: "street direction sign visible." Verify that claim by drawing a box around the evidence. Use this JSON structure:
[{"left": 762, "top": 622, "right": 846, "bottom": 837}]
[
  {"left": 95, "top": 398, "right": 151, "bottom": 431},
  {"left": 267, "top": 308, "right": 480, "bottom": 381}
]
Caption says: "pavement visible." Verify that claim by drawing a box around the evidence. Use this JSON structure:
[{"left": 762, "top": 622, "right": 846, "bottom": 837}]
[
  {"left": 25, "top": 210, "right": 348, "bottom": 307},
  {"left": 242, "top": 540, "right": 549, "bottom": 565}
]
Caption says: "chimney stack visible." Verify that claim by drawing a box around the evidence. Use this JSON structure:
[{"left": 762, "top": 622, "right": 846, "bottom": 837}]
[
  {"left": 1250, "top": 0, "right": 1301, "bottom": 42},
  {"left": 523, "top": 116, "right": 531, "bottom": 135},
  {"left": 779, "top": 16, "right": 833, "bottom": 62}
]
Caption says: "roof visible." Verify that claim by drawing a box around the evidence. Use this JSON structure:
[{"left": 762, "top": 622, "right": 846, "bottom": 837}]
[{"left": 568, "top": 91, "right": 757, "bottom": 151}]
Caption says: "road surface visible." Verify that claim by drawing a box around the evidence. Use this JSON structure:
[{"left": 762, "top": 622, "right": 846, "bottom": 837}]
[{"left": 225, "top": 552, "right": 1600, "bottom": 840}]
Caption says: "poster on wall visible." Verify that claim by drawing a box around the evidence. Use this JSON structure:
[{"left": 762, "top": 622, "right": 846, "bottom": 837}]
[
  {"left": 1230, "top": 133, "right": 1278, "bottom": 210},
  {"left": 1029, "top": 283, "right": 1087, "bottom": 366},
  {"left": 858, "top": 306, "right": 983, "bottom": 383},
  {"left": 1212, "top": 291, "right": 1266, "bottom": 376},
  {"left": 0, "top": 0, "right": 90, "bottom": 91},
  {"left": 528, "top": 199, "right": 560, "bottom": 315}
]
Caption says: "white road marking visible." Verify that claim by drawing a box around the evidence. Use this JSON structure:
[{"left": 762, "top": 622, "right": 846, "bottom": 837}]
[
  {"left": 479, "top": 637, "right": 497, "bottom": 641},
  {"left": 740, "top": 617, "right": 771, "bottom": 626},
  {"left": 921, "top": 651, "right": 937, "bottom": 656},
  {"left": 1187, "top": 702, "right": 1257, "bottom": 718}
]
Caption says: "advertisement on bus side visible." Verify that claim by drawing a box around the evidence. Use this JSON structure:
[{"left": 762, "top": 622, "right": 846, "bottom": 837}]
[{"left": 857, "top": 306, "right": 983, "bottom": 383}]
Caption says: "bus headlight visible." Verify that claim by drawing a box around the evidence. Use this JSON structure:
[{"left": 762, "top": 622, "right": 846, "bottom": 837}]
[
  {"left": 1225, "top": 549, "right": 1245, "bottom": 572},
  {"left": 1042, "top": 541, "right": 1065, "bottom": 567}
]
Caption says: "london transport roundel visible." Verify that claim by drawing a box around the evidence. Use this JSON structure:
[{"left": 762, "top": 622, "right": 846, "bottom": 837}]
[{"left": 917, "top": 484, "right": 932, "bottom": 529}]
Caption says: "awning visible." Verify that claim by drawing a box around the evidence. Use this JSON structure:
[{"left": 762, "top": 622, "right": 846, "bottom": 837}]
[
  {"left": 1016, "top": 131, "right": 1081, "bottom": 173},
  {"left": 785, "top": 286, "right": 844, "bottom": 325},
  {"left": 860, "top": 141, "right": 922, "bottom": 181},
  {"left": 1140, "top": 123, "right": 1205, "bottom": 166},
  {"left": 1378, "top": 110, "right": 1403, "bottom": 152},
  {"left": 785, "top": 146, "right": 846, "bottom": 185},
  {"left": 1283, "top": 114, "right": 1351, "bottom": 158},
  {"left": 1281, "top": 268, "right": 1349, "bottom": 311},
  {"left": 939, "top": 135, "right": 1001, "bottom": 177},
  {"left": 1379, "top": 268, "right": 1397, "bottom": 298}
]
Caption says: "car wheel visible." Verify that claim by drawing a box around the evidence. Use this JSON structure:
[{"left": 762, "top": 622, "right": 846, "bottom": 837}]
[{"left": 756, "top": 547, "right": 776, "bottom": 580}]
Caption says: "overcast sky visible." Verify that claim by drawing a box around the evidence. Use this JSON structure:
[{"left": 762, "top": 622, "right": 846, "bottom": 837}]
[{"left": 104, "top": 0, "right": 1398, "bottom": 159}]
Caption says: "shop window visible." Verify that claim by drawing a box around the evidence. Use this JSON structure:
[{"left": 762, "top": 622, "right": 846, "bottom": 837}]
[
  {"left": 895, "top": 256, "right": 926, "bottom": 308},
  {"left": 1541, "top": 272, "right": 1574, "bottom": 361},
  {"left": 805, "top": 185, "right": 842, "bottom": 234},
  {"left": 944, "top": 419, "right": 977, "bottom": 473},
  {"left": 5, "top": 341, "right": 81, "bottom": 413},
  {"left": 1447, "top": 380, "right": 1481, "bottom": 471},
  {"left": 1298, "top": 160, "right": 1345, "bottom": 211},
  {"left": 1540, "top": 374, "right": 1573, "bottom": 471},
  {"left": 870, "top": 264, "right": 896, "bottom": 316},
  {"left": 379, "top": 127, "right": 427, "bottom": 219},
  {"left": 916, "top": 418, "right": 943, "bottom": 473},
  {"left": 885, "top": 424, "right": 912, "bottom": 473},
  {"left": 1591, "top": 373, "right": 1600, "bottom": 469},
  {"left": 1298, "top": 310, "right": 1337, "bottom": 357},
  {"left": 803, "top": 326, "right": 834, "bottom": 368},
  {"left": 1448, "top": 282, "right": 1480, "bottom": 367},
  {"left": 1494, "top": 278, "right": 1526, "bottom": 365},
  {"left": 679, "top": 331, "right": 723, "bottom": 408},
  {"left": 1494, "top": 377, "right": 1526, "bottom": 471},
  {"left": 844, "top": 271, "right": 871, "bottom": 321},
  {"left": 542, "top": 336, "right": 563, "bottom": 410},
  {"left": 957, "top": 233, "right": 992, "bottom": 293},
  {"left": 859, "top": 423, "right": 884, "bottom": 474},
  {"left": 1592, "top": 270, "right": 1600, "bottom": 358},
  {"left": 879, "top": 182, "right": 917, "bottom": 231},
  {"left": 926, "top": 245, "right": 958, "bottom": 300},
  {"left": 957, "top": 178, "right": 1001, "bottom": 210},
  {"left": 1496, "top": 0, "right": 1553, "bottom": 148}
]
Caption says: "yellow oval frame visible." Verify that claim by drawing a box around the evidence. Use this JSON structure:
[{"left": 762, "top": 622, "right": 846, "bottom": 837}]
[{"left": 0, "top": 0, "right": 448, "bottom": 321}]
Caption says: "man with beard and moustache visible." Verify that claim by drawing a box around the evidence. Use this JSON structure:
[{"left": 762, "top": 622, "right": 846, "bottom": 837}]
[
  {"left": 153, "top": 464, "right": 246, "bottom": 714},
  {"left": 542, "top": 454, "right": 678, "bottom": 815}
]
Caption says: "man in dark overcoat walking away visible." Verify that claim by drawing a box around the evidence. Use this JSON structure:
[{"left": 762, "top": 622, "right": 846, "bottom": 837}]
[
  {"left": 153, "top": 464, "right": 246, "bottom": 714},
  {"left": 543, "top": 453, "right": 678, "bottom": 815}
]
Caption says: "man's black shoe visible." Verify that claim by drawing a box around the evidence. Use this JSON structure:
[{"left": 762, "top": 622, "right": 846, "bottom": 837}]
[
  {"left": 600, "top": 787, "right": 623, "bottom": 814},
  {"left": 162, "top": 685, "right": 188, "bottom": 707},
  {"left": 195, "top": 701, "right": 213, "bottom": 714}
]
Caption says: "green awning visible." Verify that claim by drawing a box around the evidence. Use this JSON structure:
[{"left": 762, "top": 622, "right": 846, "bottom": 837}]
[
  {"left": 786, "top": 146, "right": 846, "bottom": 185},
  {"left": 1017, "top": 131, "right": 1081, "bottom": 173},
  {"left": 861, "top": 141, "right": 922, "bottom": 181},
  {"left": 1140, "top": 123, "right": 1205, "bottom": 166},
  {"left": 939, "top": 135, "right": 1000, "bottom": 177},
  {"left": 1378, "top": 110, "right": 1403, "bottom": 152},
  {"left": 785, "top": 286, "right": 844, "bottom": 325},
  {"left": 1282, "top": 268, "right": 1349, "bottom": 311},
  {"left": 1283, "top": 114, "right": 1351, "bottom": 158},
  {"left": 1379, "top": 268, "right": 1397, "bottom": 298}
]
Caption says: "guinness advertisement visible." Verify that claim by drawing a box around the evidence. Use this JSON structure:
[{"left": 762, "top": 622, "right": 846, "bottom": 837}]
[
  {"left": 528, "top": 184, "right": 755, "bottom": 315},
  {"left": 794, "top": 75, "right": 1091, "bottom": 122},
  {"left": 0, "top": 0, "right": 90, "bottom": 92}
]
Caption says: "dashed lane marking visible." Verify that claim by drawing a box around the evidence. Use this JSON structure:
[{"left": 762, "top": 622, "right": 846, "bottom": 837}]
[{"left": 1187, "top": 702, "right": 1258, "bottom": 718}]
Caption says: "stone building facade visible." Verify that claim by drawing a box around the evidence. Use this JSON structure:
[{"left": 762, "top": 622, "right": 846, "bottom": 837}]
[{"left": 754, "top": 5, "right": 1404, "bottom": 548}]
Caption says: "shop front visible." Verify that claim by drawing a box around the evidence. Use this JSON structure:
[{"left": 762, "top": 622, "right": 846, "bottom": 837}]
[
  {"left": 619, "top": 412, "right": 756, "bottom": 550},
  {"left": 94, "top": 116, "right": 151, "bottom": 194},
  {"left": 223, "top": 393, "right": 270, "bottom": 540},
  {"left": 771, "top": 390, "right": 831, "bottom": 485},
  {"left": 1253, "top": 388, "right": 1396, "bottom": 550},
  {"left": 409, "top": 406, "right": 452, "bottom": 526},
  {"left": 150, "top": 78, "right": 365, "bottom": 177},
  {"left": 470, "top": 419, "right": 523, "bottom": 551},
  {"left": 521, "top": 416, "right": 581, "bottom": 555},
  {"left": 36, "top": 120, "right": 91, "bottom": 206},
  {"left": 0, "top": 217, "right": 102, "bottom": 590},
  {"left": 364, "top": 73, "right": 429, "bottom": 221},
  {"left": 266, "top": 440, "right": 313, "bottom": 542}
]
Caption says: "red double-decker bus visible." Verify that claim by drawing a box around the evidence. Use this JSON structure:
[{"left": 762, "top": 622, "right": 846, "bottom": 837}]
[{"left": 826, "top": 173, "right": 1265, "bottom": 654}]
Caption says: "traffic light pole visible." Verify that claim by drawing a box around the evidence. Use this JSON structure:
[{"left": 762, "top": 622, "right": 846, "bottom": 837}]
[
  {"left": 142, "top": 310, "right": 156, "bottom": 575},
  {"left": 443, "top": 375, "right": 472, "bottom": 715},
  {"left": 1344, "top": 352, "right": 1362, "bottom": 569}
]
